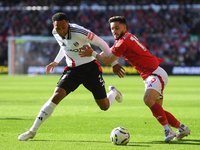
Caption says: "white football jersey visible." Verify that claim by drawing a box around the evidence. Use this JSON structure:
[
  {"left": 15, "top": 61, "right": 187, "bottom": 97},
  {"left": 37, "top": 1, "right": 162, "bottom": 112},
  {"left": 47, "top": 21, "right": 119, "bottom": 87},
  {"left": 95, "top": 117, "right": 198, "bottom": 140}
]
[{"left": 53, "top": 23, "right": 113, "bottom": 67}]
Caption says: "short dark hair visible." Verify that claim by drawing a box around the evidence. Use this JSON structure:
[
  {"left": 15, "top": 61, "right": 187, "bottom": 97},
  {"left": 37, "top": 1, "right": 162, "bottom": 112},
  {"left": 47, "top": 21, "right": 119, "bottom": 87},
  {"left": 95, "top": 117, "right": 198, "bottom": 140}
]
[
  {"left": 52, "top": 12, "right": 68, "bottom": 22},
  {"left": 108, "top": 16, "right": 126, "bottom": 25}
]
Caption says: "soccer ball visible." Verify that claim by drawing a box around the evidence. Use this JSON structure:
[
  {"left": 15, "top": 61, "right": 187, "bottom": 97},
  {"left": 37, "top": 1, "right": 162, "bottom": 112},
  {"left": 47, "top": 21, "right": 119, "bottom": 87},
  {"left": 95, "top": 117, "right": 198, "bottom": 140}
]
[{"left": 110, "top": 127, "right": 130, "bottom": 145}]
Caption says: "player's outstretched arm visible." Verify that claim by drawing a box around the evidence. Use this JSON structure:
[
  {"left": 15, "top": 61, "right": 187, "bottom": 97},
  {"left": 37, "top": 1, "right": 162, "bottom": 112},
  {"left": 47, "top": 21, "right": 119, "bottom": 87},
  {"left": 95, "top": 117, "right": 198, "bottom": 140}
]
[
  {"left": 100, "top": 52, "right": 126, "bottom": 78},
  {"left": 113, "top": 64, "right": 126, "bottom": 78},
  {"left": 79, "top": 45, "right": 115, "bottom": 65},
  {"left": 46, "top": 62, "right": 58, "bottom": 74},
  {"left": 79, "top": 45, "right": 125, "bottom": 78}
]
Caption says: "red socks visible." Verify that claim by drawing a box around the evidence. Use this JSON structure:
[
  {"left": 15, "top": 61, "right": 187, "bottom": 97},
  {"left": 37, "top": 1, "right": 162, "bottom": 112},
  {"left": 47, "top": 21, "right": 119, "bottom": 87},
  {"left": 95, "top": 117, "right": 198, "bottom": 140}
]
[
  {"left": 150, "top": 102, "right": 168, "bottom": 126},
  {"left": 164, "top": 110, "right": 180, "bottom": 128},
  {"left": 150, "top": 102, "right": 180, "bottom": 128}
]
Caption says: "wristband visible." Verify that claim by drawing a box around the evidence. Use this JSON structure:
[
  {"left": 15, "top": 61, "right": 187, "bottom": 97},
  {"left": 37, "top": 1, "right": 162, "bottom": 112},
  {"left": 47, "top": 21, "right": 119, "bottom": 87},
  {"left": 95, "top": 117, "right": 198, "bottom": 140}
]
[
  {"left": 92, "top": 51, "right": 98, "bottom": 58},
  {"left": 111, "top": 61, "right": 118, "bottom": 67}
]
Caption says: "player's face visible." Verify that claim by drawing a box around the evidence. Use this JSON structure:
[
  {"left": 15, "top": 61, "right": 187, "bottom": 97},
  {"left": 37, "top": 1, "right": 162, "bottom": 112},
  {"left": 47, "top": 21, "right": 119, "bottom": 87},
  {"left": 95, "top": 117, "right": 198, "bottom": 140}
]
[
  {"left": 53, "top": 20, "right": 69, "bottom": 38},
  {"left": 110, "top": 22, "right": 126, "bottom": 40}
]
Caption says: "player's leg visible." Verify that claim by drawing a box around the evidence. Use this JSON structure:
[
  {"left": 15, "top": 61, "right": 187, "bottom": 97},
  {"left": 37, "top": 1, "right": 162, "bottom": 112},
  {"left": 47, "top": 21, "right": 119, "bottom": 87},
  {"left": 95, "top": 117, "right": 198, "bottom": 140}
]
[
  {"left": 155, "top": 89, "right": 190, "bottom": 139},
  {"left": 144, "top": 89, "right": 176, "bottom": 142},
  {"left": 143, "top": 68, "right": 175, "bottom": 142},
  {"left": 29, "top": 87, "right": 67, "bottom": 132},
  {"left": 82, "top": 63, "right": 122, "bottom": 111},
  {"left": 108, "top": 85, "right": 123, "bottom": 103},
  {"left": 95, "top": 85, "right": 122, "bottom": 111},
  {"left": 18, "top": 87, "right": 67, "bottom": 141},
  {"left": 164, "top": 110, "right": 190, "bottom": 140},
  {"left": 144, "top": 89, "right": 169, "bottom": 127},
  {"left": 95, "top": 98, "right": 110, "bottom": 111},
  {"left": 156, "top": 98, "right": 182, "bottom": 129},
  {"left": 84, "top": 81, "right": 122, "bottom": 111},
  {"left": 18, "top": 69, "right": 78, "bottom": 141}
]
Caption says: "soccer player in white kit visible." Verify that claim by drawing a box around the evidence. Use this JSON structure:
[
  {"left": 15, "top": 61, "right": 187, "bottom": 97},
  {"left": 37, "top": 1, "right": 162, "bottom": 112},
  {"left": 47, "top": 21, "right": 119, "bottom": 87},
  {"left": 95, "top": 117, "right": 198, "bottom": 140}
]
[{"left": 18, "top": 12, "right": 125, "bottom": 141}]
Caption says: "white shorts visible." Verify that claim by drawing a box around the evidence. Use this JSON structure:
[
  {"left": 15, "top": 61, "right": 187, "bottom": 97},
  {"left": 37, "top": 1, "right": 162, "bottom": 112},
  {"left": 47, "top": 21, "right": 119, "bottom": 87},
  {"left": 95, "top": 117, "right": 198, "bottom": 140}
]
[{"left": 143, "top": 66, "right": 168, "bottom": 99}]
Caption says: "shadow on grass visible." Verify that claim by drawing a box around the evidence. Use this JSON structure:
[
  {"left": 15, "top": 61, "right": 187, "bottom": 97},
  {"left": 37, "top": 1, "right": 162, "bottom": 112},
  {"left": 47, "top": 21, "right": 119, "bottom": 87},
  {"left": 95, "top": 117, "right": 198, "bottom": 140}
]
[
  {"left": 131, "top": 139, "right": 200, "bottom": 146},
  {"left": 32, "top": 140, "right": 150, "bottom": 147},
  {"left": 0, "top": 118, "right": 33, "bottom": 120},
  {"left": 31, "top": 139, "right": 200, "bottom": 147}
]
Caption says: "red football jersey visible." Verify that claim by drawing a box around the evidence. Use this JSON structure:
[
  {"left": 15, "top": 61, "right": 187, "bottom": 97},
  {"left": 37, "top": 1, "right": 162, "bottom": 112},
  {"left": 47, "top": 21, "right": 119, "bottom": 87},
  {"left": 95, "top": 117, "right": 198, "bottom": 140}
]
[{"left": 111, "top": 31, "right": 163, "bottom": 80}]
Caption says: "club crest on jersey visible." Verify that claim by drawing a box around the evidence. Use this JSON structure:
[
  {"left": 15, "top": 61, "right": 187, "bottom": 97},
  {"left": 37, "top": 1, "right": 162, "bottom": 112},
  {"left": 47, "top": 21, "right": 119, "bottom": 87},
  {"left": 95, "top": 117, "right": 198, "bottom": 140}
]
[{"left": 73, "top": 42, "right": 79, "bottom": 47}]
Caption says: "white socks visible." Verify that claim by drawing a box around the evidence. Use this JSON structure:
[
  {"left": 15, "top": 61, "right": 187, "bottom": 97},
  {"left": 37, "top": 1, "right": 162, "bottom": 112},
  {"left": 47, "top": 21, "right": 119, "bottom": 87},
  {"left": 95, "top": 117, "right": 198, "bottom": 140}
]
[
  {"left": 107, "top": 90, "right": 116, "bottom": 108},
  {"left": 29, "top": 90, "right": 117, "bottom": 132},
  {"left": 177, "top": 123, "right": 186, "bottom": 132},
  {"left": 163, "top": 124, "right": 171, "bottom": 131},
  {"left": 30, "top": 100, "right": 57, "bottom": 132}
]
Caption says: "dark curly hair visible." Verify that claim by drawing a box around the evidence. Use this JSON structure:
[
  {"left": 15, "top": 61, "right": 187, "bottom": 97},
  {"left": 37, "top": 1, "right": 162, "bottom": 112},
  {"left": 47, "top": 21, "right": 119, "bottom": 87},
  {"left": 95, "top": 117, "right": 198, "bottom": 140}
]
[
  {"left": 52, "top": 12, "right": 68, "bottom": 22},
  {"left": 108, "top": 16, "right": 126, "bottom": 25}
]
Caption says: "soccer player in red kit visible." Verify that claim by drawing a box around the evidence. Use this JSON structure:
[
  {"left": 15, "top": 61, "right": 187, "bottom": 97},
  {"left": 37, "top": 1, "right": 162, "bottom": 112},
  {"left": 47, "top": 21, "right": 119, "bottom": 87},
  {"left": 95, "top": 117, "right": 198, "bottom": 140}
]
[{"left": 79, "top": 16, "right": 190, "bottom": 143}]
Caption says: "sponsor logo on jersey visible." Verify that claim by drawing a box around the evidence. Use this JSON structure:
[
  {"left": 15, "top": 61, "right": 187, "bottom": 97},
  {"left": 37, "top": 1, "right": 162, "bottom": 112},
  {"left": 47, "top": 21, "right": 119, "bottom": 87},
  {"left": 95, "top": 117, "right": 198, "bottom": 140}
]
[
  {"left": 88, "top": 32, "right": 95, "bottom": 41},
  {"left": 62, "top": 42, "right": 66, "bottom": 46},
  {"left": 67, "top": 48, "right": 81, "bottom": 52},
  {"left": 73, "top": 42, "right": 79, "bottom": 47}
]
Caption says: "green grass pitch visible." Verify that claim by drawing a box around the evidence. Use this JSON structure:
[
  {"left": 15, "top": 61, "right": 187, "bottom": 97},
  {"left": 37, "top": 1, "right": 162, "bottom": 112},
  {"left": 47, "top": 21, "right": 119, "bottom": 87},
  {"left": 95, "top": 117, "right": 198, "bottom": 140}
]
[{"left": 0, "top": 75, "right": 199, "bottom": 150}]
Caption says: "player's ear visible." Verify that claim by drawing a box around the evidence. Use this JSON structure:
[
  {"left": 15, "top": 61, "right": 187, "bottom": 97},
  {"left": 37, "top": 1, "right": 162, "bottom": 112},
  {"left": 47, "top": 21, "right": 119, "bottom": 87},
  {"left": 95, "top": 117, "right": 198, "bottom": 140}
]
[
  {"left": 124, "top": 24, "right": 127, "bottom": 30},
  {"left": 122, "top": 24, "right": 127, "bottom": 32}
]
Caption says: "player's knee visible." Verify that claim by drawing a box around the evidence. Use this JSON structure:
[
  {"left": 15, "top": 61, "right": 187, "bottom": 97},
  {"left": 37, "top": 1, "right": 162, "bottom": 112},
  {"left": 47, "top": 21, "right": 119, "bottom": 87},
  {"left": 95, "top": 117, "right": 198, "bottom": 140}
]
[
  {"left": 143, "top": 97, "right": 155, "bottom": 108},
  {"left": 96, "top": 98, "right": 110, "bottom": 111},
  {"left": 51, "top": 93, "right": 65, "bottom": 104},
  {"left": 99, "top": 105, "right": 109, "bottom": 111},
  {"left": 51, "top": 88, "right": 67, "bottom": 104}
]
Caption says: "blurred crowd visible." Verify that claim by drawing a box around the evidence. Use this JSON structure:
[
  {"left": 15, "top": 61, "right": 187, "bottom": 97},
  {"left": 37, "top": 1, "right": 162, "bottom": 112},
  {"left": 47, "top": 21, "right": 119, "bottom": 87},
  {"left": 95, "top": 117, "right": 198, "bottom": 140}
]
[
  {"left": 1, "top": 0, "right": 200, "bottom": 6},
  {"left": 1, "top": 0, "right": 200, "bottom": 66}
]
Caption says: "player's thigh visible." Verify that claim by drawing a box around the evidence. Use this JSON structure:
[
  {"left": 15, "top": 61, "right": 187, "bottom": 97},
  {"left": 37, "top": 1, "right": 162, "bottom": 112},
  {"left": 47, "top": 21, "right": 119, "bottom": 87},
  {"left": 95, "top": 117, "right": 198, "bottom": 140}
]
[
  {"left": 83, "top": 71, "right": 107, "bottom": 100},
  {"left": 57, "top": 70, "right": 81, "bottom": 95},
  {"left": 144, "top": 89, "right": 160, "bottom": 107},
  {"left": 144, "top": 74, "right": 166, "bottom": 100}
]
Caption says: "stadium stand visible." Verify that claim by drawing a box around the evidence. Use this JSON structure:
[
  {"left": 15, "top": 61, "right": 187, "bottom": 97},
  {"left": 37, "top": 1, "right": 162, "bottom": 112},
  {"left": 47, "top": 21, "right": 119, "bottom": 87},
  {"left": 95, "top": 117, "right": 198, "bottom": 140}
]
[{"left": 1, "top": 0, "right": 200, "bottom": 66}]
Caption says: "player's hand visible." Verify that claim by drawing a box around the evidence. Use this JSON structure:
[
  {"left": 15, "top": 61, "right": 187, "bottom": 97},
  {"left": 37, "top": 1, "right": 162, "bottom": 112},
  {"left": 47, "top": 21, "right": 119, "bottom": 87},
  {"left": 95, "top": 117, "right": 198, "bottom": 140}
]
[
  {"left": 79, "top": 45, "right": 94, "bottom": 57},
  {"left": 113, "top": 64, "right": 126, "bottom": 78},
  {"left": 46, "top": 62, "right": 58, "bottom": 74}
]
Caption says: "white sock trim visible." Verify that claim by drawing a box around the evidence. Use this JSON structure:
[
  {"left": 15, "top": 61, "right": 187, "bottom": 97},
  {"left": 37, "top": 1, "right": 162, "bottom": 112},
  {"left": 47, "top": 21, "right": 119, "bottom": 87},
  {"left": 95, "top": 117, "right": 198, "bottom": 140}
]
[
  {"left": 107, "top": 90, "right": 116, "bottom": 108},
  {"left": 30, "top": 101, "right": 57, "bottom": 132}
]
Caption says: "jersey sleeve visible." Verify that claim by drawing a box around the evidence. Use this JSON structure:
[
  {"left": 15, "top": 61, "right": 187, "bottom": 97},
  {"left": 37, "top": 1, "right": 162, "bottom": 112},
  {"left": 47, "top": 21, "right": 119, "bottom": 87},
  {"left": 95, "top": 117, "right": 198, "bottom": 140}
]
[
  {"left": 88, "top": 34, "right": 118, "bottom": 66},
  {"left": 112, "top": 41, "right": 126, "bottom": 57},
  {"left": 54, "top": 48, "right": 65, "bottom": 63}
]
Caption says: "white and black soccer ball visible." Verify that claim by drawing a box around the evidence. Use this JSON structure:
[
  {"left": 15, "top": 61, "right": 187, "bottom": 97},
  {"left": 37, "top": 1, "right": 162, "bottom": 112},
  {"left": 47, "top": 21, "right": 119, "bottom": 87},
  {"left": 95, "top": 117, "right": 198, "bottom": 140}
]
[{"left": 110, "top": 127, "right": 130, "bottom": 145}]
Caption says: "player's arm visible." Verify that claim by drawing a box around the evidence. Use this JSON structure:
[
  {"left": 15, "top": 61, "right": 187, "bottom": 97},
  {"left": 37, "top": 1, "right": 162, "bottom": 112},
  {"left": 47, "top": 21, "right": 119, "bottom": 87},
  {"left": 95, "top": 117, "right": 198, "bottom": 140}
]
[
  {"left": 88, "top": 34, "right": 118, "bottom": 66},
  {"left": 79, "top": 45, "right": 116, "bottom": 64},
  {"left": 87, "top": 35, "right": 126, "bottom": 77},
  {"left": 46, "top": 62, "right": 58, "bottom": 74},
  {"left": 46, "top": 48, "right": 64, "bottom": 74},
  {"left": 80, "top": 45, "right": 125, "bottom": 78}
]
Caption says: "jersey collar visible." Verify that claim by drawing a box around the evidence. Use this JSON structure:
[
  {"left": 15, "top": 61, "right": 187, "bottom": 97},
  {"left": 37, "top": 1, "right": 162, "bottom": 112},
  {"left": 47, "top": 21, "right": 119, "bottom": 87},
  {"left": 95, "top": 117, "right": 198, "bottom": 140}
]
[
  {"left": 120, "top": 31, "right": 129, "bottom": 40},
  {"left": 61, "top": 24, "right": 71, "bottom": 40},
  {"left": 65, "top": 24, "right": 71, "bottom": 40}
]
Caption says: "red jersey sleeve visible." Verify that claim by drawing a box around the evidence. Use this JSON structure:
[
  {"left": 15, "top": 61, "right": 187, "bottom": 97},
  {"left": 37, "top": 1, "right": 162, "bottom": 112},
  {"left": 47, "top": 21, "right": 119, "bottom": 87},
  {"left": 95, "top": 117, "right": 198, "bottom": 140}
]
[{"left": 111, "top": 40, "right": 127, "bottom": 57}]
